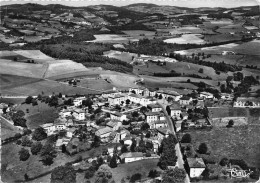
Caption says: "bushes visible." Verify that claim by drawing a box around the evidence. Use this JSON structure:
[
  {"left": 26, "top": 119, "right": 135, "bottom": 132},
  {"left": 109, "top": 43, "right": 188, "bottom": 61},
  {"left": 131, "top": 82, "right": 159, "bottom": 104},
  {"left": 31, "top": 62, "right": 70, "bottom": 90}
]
[
  {"left": 19, "top": 148, "right": 30, "bottom": 161},
  {"left": 198, "top": 143, "right": 208, "bottom": 154},
  {"left": 130, "top": 173, "right": 142, "bottom": 183},
  {"left": 181, "top": 133, "right": 191, "bottom": 143}
]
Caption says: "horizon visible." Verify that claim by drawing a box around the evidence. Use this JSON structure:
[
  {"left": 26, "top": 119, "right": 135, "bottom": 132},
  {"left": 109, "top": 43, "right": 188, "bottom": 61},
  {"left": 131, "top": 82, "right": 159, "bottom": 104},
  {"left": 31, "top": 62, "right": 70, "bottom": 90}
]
[{"left": 1, "top": 0, "right": 260, "bottom": 8}]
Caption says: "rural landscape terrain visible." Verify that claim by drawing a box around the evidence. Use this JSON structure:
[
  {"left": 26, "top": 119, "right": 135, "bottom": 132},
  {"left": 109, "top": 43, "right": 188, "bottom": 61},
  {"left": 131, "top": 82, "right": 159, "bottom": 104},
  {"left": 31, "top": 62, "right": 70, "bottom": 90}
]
[{"left": 1, "top": 1, "right": 260, "bottom": 183}]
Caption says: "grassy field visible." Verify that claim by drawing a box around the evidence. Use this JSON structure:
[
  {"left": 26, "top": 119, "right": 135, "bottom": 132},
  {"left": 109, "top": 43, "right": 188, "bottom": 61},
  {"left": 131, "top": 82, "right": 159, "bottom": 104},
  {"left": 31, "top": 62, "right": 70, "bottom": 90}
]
[
  {"left": 164, "top": 34, "right": 205, "bottom": 44},
  {"left": 188, "top": 125, "right": 260, "bottom": 168},
  {"left": 15, "top": 102, "right": 59, "bottom": 129},
  {"left": 1, "top": 79, "right": 102, "bottom": 96},
  {"left": 203, "top": 34, "right": 243, "bottom": 43},
  {"left": 1, "top": 116, "right": 22, "bottom": 140},
  {"left": 88, "top": 34, "right": 138, "bottom": 44},
  {"left": 111, "top": 158, "right": 161, "bottom": 183},
  {"left": 104, "top": 50, "right": 138, "bottom": 63},
  {"left": 122, "top": 30, "right": 156, "bottom": 40},
  {"left": 0, "top": 74, "right": 43, "bottom": 90},
  {"left": 208, "top": 107, "right": 248, "bottom": 119},
  {"left": 0, "top": 98, "right": 26, "bottom": 104},
  {"left": 77, "top": 78, "right": 114, "bottom": 91}
]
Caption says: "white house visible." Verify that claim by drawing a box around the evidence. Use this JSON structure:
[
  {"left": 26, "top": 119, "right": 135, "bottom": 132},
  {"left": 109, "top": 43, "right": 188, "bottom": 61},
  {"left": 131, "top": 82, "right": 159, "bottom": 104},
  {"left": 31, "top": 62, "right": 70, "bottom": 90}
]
[
  {"left": 102, "top": 91, "right": 121, "bottom": 98},
  {"left": 54, "top": 123, "right": 66, "bottom": 131},
  {"left": 199, "top": 92, "right": 214, "bottom": 99},
  {"left": 106, "top": 121, "right": 122, "bottom": 131},
  {"left": 73, "top": 109, "right": 86, "bottom": 121},
  {"left": 120, "top": 152, "right": 144, "bottom": 163},
  {"left": 95, "top": 127, "right": 113, "bottom": 141},
  {"left": 157, "top": 90, "right": 182, "bottom": 101},
  {"left": 59, "top": 109, "right": 72, "bottom": 118},
  {"left": 73, "top": 97, "right": 86, "bottom": 107},
  {"left": 147, "top": 103, "right": 162, "bottom": 112},
  {"left": 157, "top": 128, "right": 170, "bottom": 141},
  {"left": 40, "top": 123, "right": 56, "bottom": 136},
  {"left": 145, "top": 111, "right": 164, "bottom": 123},
  {"left": 233, "top": 97, "right": 260, "bottom": 108},
  {"left": 108, "top": 94, "right": 126, "bottom": 106},
  {"left": 112, "top": 129, "right": 130, "bottom": 143},
  {"left": 110, "top": 112, "right": 127, "bottom": 121},
  {"left": 179, "top": 96, "right": 193, "bottom": 106},
  {"left": 129, "top": 87, "right": 146, "bottom": 95},
  {"left": 187, "top": 158, "right": 206, "bottom": 178},
  {"left": 150, "top": 120, "right": 167, "bottom": 129},
  {"left": 168, "top": 102, "right": 182, "bottom": 118}
]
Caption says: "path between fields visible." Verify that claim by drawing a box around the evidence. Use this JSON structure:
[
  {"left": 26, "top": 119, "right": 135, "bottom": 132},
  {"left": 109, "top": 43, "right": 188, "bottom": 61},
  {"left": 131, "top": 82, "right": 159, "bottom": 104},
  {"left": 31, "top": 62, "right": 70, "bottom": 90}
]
[{"left": 157, "top": 101, "right": 190, "bottom": 183}]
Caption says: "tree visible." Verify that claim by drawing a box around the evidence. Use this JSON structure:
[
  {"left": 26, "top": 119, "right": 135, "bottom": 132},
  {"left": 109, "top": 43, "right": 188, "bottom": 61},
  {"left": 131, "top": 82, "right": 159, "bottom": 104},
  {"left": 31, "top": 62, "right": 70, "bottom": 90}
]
[
  {"left": 148, "top": 169, "right": 159, "bottom": 178},
  {"left": 132, "top": 111, "right": 139, "bottom": 118},
  {"left": 121, "top": 145, "right": 128, "bottom": 154},
  {"left": 198, "top": 143, "right": 208, "bottom": 154},
  {"left": 13, "top": 117, "right": 27, "bottom": 127},
  {"left": 219, "top": 157, "right": 229, "bottom": 166},
  {"left": 21, "top": 135, "right": 32, "bottom": 147},
  {"left": 226, "top": 119, "right": 234, "bottom": 128},
  {"left": 181, "top": 133, "right": 191, "bottom": 143},
  {"left": 162, "top": 167, "right": 186, "bottom": 183},
  {"left": 198, "top": 68, "right": 204, "bottom": 73},
  {"left": 187, "top": 79, "right": 191, "bottom": 83},
  {"left": 25, "top": 96, "right": 33, "bottom": 104},
  {"left": 96, "top": 164, "right": 113, "bottom": 180},
  {"left": 32, "top": 127, "right": 47, "bottom": 141},
  {"left": 58, "top": 93, "right": 63, "bottom": 98},
  {"left": 140, "top": 106, "right": 148, "bottom": 114},
  {"left": 19, "top": 148, "right": 30, "bottom": 161},
  {"left": 130, "top": 138, "right": 137, "bottom": 152},
  {"left": 158, "top": 94, "right": 163, "bottom": 99},
  {"left": 51, "top": 165, "right": 76, "bottom": 183},
  {"left": 130, "top": 173, "right": 141, "bottom": 183},
  {"left": 159, "top": 134, "right": 178, "bottom": 170},
  {"left": 24, "top": 173, "right": 29, "bottom": 181},
  {"left": 40, "top": 143, "right": 57, "bottom": 166},
  {"left": 126, "top": 99, "right": 130, "bottom": 105},
  {"left": 109, "top": 154, "right": 117, "bottom": 168},
  {"left": 141, "top": 123, "right": 150, "bottom": 131},
  {"left": 85, "top": 168, "right": 95, "bottom": 179},
  {"left": 92, "top": 135, "right": 101, "bottom": 148},
  {"left": 31, "top": 142, "right": 43, "bottom": 155}
]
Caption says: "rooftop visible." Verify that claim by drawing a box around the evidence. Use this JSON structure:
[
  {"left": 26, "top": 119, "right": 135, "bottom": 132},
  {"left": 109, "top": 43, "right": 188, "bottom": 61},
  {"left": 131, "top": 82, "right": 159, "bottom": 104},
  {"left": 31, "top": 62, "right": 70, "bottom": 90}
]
[
  {"left": 180, "top": 96, "right": 191, "bottom": 101},
  {"left": 147, "top": 103, "right": 161, "bottom": 109},
  {"left": 96, "top": 127, "right": 113, "bottom": 135},
  {"left": 187, "top": 158, "right": 206, "bottom": 168},
  {"left": 169, "top": 102, "right": 181, "bottom": 110},
  {"left": 128, "top": 93, "right": 143, "bottom": 99},
  {"left": 120, "top": 152, "right": 143, "bottom": 159},
  {"left": 145, "top": 111, "right": 164, "bottom": 116},
  {"left": 40, "top": 123, "right": 54, "bottom": 128},
  {"left": 236, "top": 97, "right": 260, "bottom": 103}
]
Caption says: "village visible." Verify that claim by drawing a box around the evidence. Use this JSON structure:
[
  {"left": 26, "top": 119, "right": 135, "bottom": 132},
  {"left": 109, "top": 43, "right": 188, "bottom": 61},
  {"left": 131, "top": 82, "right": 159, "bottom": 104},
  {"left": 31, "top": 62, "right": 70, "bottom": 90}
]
[{"left": 1, "top": 83, "right": 260, "bottom": 182}]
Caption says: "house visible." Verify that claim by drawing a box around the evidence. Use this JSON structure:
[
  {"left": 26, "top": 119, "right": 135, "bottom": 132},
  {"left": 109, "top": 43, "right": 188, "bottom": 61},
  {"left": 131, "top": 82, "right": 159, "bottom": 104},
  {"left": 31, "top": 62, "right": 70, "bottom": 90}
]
[
  {"left": 40, "top": 123, "right": 56, "bottom": 136},
  {"left": 157, "top": 90, "right": 182, "bottom": 101},
  {"left": 129, "top": 87, "right": 145, "bottom": 95},
  {"left": 147, "top": 103, "right": 162, "bottom": 112},
  {"left": 56, "top": 138, "right": 70, "bottom": 148},
  {"left": 120, "top": 152, "right": 144, "bottom": 163},
  {"left": 110, "top": 112, "right": 127, "bottom": 121},
  {"left": 95, "top": 127, "right": 113, "bottom": 140},
  {"left": 102, "top": 91, "right": 121, "bottom": 98},
  {"left": 157, "top": 128, "right": 170, "bottom": 141},
  {"left": 112, "top": 129, "right": 130, "bottom": 143},
  {"left": 175, "top": 120, "right": 183, "bottom": 132},
  {"left": 145, "top": 111, "right": 165, "bottom": 123},
  {"left": 199, "top": 92, "right": 214, "bottom": 99},
  {"left": 59, "top": 109, "right": 72, "bottom": 118},
  {"left": 179, "top": 96, "right": 193, "bottom": 106},
  {"left": 0, "top": 103, "right": 9, "bottom": 114},
  {"left": 233, "top": 97, "right": 260, "bottom": 108},
  {"left": 123, "top": 136, "right": 133, "bottom": 146},
  {"left": 168, "top": 102, "right": 182, "bottom": 118},
  {"left": 106, "top": 121, "right": 122, "bottom": 130},
  {"left": 181, "top": 112, "right": 188, "bottom": 120},
  {"left": 54, "top": 123, "right": 66, "bottom": 131},
  {"left": 150, "top": 120, "right": 167, "bottom": 129},
  {"left": 108, "top": 94, "right": 126, "bottom": 106},
  {"left": 221, "top": 93, "right": 233, "bottom": 101},
  {"left": 73, "top": 97, "right": 86, "bottom": 107},
  {"left": 187, "top": 158, "right": 206, "bottom": 178},
  {"left": 73, "top": 109, "right": 86, "bottom": 121},
  {"left": 127, "top": 93, "right": 142, "bottom": 104}
]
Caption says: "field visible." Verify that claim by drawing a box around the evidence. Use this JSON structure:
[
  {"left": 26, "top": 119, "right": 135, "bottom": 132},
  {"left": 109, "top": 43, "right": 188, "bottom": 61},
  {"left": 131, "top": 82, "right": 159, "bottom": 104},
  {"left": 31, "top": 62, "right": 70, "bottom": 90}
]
[
  {"left": 0, "top": 98, "right": 26, "bottom": 104},
  {"left": 188, "top": 125, "right": 260, "bottom": 168},
  {"left": 88, "top": 34, "right": 138, "bottom": 44},
  {"left": 208, "top": 107, "right": 248, "bottom": 119},
  {"left": 0, "top": 79, "right": 102, "bottom": 96},
  {"left": 0, "top": 116, "right": 22, "bottom": 140},
  {"left": 77, "top": 78, "right": 114, "bottom": 91},
  {"left": 163, "top": 34, "right": 205, "bottom": 44},
  {"left": 111, "top": 158, "right": 160, "bottom": 182},
  {"left": 203, "top": 34, "right": 243, "bottom": 43},
  {"left": 15, "top": 102, "right": 59, "bottom": 129},
  {"left": 103, "top": 50, "right": 138, "bottom": 63},
  {"left": 0, "top": 74, "right": 43, "bottom": 90},
  {"left": 122, "top": 30, "right": 156, "bottom": 40}
]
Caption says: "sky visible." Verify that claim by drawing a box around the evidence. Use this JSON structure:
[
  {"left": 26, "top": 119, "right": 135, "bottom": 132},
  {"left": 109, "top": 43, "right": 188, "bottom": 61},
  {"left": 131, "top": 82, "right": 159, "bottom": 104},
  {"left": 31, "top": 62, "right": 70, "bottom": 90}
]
[{"left": 1, "top": 0, "right": 260, "bottom": 8}]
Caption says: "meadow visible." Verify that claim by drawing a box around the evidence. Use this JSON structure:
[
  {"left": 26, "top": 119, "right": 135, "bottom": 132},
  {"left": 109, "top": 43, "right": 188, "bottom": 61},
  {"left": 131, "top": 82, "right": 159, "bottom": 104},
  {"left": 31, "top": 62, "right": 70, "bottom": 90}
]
[
  {"left": 103, "top": 50, "right": 138, "bottom": 63},
  {"left": 163, "top": 34, "right": 205, "bottom": 44}
]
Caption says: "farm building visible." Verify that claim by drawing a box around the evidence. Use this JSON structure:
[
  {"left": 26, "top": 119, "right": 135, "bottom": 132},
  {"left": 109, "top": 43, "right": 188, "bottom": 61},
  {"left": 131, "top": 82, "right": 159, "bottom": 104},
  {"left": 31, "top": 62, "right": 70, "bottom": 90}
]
[
  {"left": 147, "top": 103, "right": 162, "bottom": 112},
  {"left": 120, "top": 152, "right": 144, "bottom": 163},
  {"left": 110, "top": 112, "right": 127, "bottom": 121},
  {"left": 187, "top": 158, "right": 206, "bottom": 178}
]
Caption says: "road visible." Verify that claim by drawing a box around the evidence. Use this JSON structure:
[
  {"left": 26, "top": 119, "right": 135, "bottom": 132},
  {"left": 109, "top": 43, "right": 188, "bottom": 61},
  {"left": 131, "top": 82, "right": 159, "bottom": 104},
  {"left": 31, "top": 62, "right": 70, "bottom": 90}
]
[{"left": 158, "top": 101, "right": 190, "bottom": 183}]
